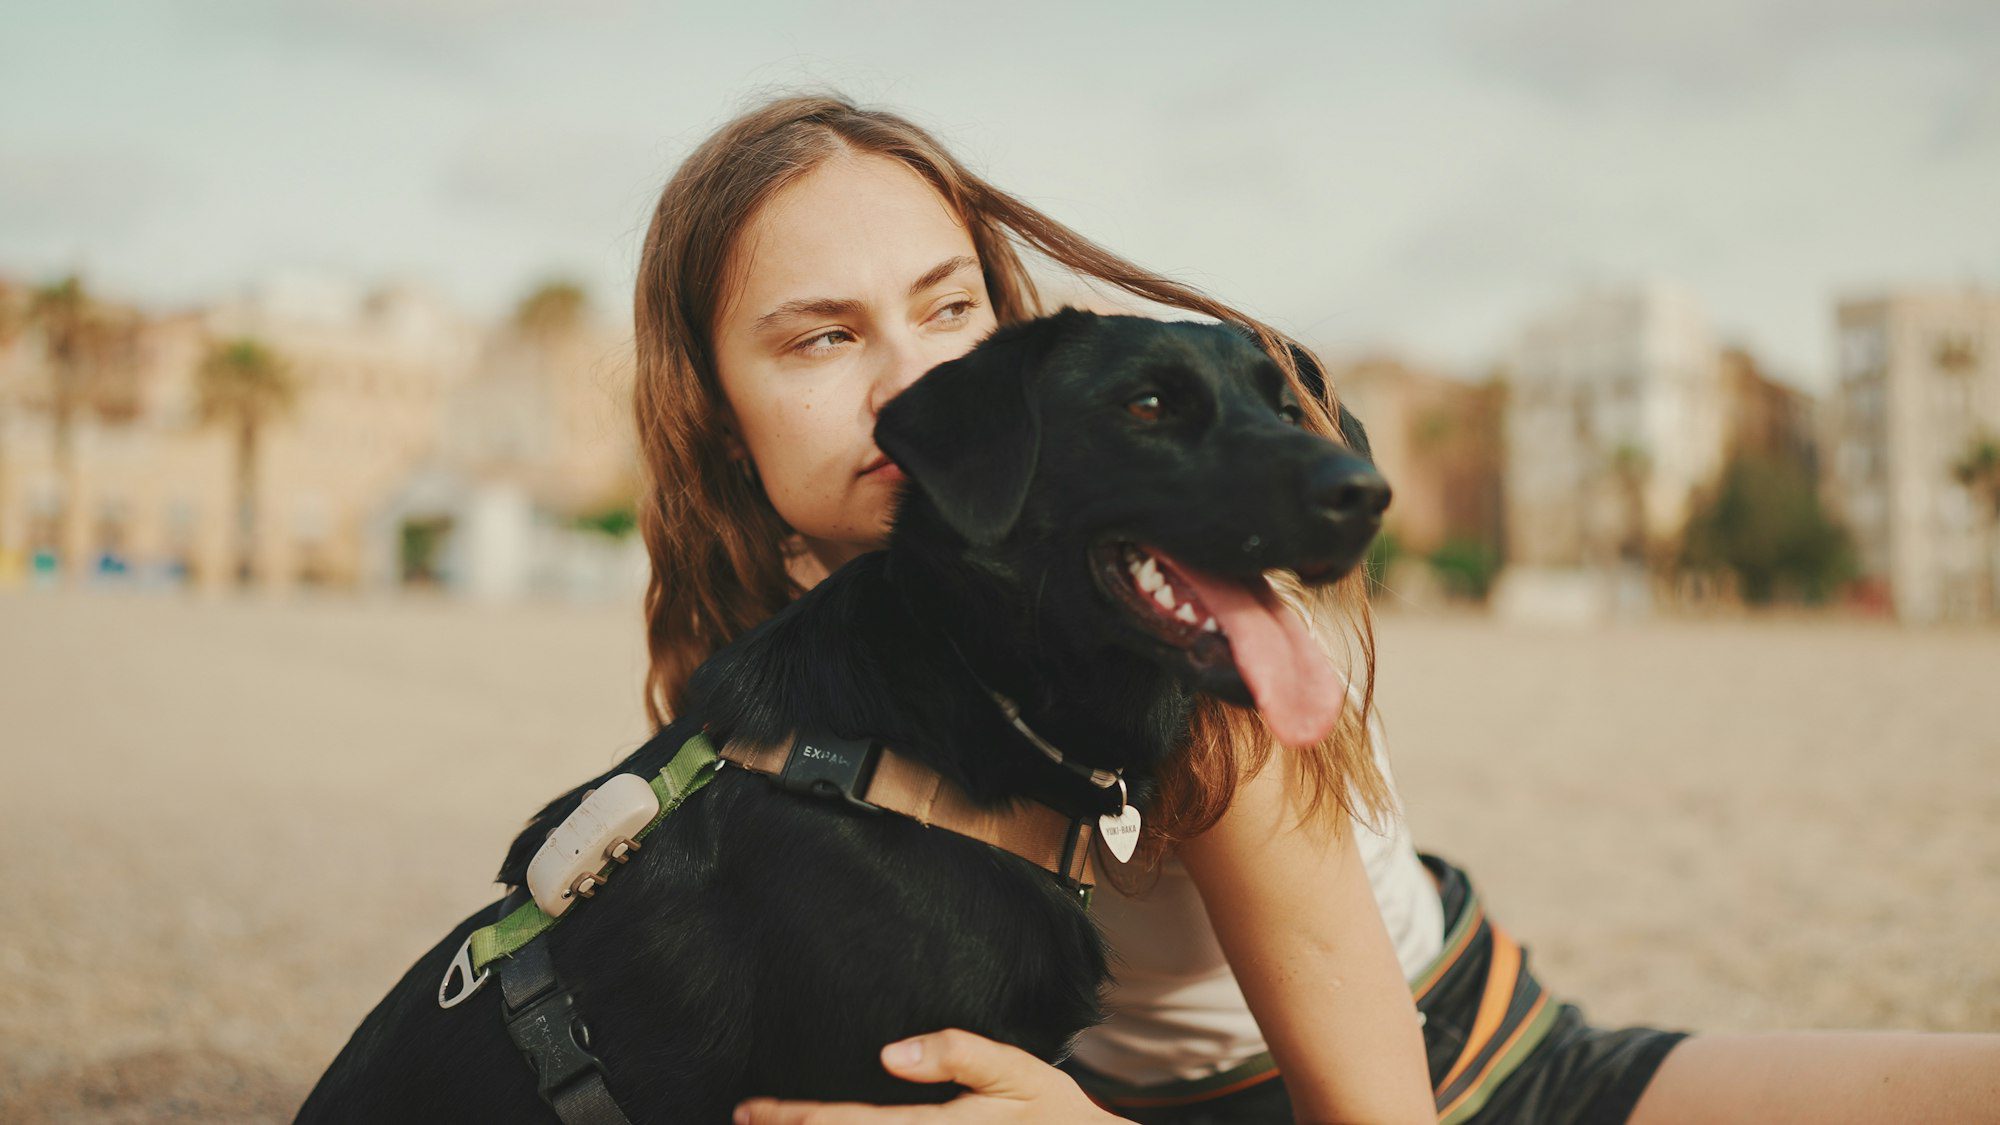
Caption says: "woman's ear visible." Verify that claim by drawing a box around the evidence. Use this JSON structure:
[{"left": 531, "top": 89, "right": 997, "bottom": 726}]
[
  {"left": 716, "top": 407, "right": 749, "bottom": 462},
  {"left": 874, "top": 313, "right": 1079, "bottom": 548}
]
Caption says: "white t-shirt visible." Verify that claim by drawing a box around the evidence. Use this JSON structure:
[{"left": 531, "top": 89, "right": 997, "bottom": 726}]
[{"left": 1068, "top": 707, "right": 1443, "bottom": 1086}]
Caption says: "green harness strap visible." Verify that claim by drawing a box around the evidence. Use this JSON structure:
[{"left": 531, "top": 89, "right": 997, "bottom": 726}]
[{"left": 468, "top": 732, "right": 722, "bottom": 974}]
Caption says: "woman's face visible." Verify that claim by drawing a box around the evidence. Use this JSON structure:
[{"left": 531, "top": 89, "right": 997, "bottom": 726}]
[{"left": 711, "top": 152, "right": 999, "bottom": 574}]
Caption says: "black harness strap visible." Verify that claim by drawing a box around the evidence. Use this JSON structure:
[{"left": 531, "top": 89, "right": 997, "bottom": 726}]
[{"left": 494, "top": 893, "right": 632, "bottom": 1125}]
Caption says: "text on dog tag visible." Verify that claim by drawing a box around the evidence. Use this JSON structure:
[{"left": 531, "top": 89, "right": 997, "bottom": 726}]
[{"left": 1100, "top": 804, "right": 1142, "bottom": 864}]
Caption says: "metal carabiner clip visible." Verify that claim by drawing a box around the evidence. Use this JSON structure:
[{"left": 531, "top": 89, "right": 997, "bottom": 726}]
[{"left": 437, "top": 934, "right": 491, "bottom": 1009}]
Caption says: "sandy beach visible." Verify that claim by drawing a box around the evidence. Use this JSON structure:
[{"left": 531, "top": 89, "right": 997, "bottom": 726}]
[{"left": 0, "top": 590, "right": 1993, "bottom": 1121}]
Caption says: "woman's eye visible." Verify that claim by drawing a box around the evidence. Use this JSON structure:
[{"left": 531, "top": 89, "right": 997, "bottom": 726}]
[
  {"left": 1127, "top": 393, "right": 1164, "bottom": 422},
  {"left": 933, "top": 298, "right": 978, "bottom": 325},
  {"left": 792, "top": 328, "right": 853, "bottom": 356}
]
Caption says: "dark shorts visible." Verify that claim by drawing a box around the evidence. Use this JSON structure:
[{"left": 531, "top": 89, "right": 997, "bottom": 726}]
[{"left": 1060, "top": 854, "right": 1688, "bottom": 1125}]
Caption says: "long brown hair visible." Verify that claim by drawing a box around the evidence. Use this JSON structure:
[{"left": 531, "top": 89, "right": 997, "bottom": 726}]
[{"left": 632, "top": 91, "right": 1388, "bottom": 855}]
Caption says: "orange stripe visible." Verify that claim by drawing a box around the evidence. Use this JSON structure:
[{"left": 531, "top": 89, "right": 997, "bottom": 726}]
[
  {"left": 1100, "top": 1065, "right": 1281, "bottom": 1108},
  {"left": 1436, "top": 922, "right": 1522, "bottom": 1092},
  {"left": 1439, "top": 990, "right": 1553, "bottom": 1119}
]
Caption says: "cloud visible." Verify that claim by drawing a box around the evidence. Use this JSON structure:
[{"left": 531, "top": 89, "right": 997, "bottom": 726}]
[
  {"left": 1456, "top": 0, "right": 2000, "bottom": 105},
  {"left": 0, "top": 143, "right": 189, "bottom": 247},
  {"left": 440, "top": 122, "right": 648, "bottom": 234}
]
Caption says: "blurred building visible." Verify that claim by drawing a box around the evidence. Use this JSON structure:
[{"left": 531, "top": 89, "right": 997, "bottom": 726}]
[
  {"left": 0, "top": 274, "right": 640, "bottom": 599},
  {"left": 1720, "top": 346, "right": 1818, "bottom": 467},
  {"left": 1335, "top": 358, "right": 1505, "bottom": 602},
  {"left": 1501, "top": 284, "right": 1731, "bottom": 571},
  {"left": 1489, "top": 285, "right": 1731, "bottom": 622},
  {"left": 1826, "top": 289, "right": 2000, "bottom": 623}
]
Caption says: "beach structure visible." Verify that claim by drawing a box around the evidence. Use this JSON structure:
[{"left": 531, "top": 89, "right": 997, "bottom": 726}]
[
  {"left": 1826, "top": 289, "right": 2000, "bottom": 622},
  {"left": 1334, "top": 357, "right": 1506, "bottom": 605},
  {"left": 1493, "top": 284, "right": 1731, "bottom": 619},
  {"left": 0, "top": 274, "right": 639, "bottom": 599}
]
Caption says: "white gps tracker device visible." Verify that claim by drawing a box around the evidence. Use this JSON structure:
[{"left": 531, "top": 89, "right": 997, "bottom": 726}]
[{"left": 525, "top": 773, "right": 662, "bottom": 918}]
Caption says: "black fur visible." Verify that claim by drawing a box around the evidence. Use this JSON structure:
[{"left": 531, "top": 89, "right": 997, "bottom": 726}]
[{"left": 298, "top": 310, "right": 1387, "bottom": 1123}]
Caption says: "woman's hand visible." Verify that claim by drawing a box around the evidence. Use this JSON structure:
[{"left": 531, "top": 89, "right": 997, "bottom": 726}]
[{"left": 732, "top": 1029, "right": 1126, "bottom": 1124}]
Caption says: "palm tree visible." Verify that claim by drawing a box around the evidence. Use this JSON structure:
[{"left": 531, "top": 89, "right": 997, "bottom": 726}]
[
  {"left": 512, "top": 279, "right": 589, "bottom": 344},
  {"left": 504, "top": 279, "right": 598, "bottom": 508},
  {"left": 1608, "top": 442, "right": 1652, "bottom": 568},
  {"left": 28, "top": 277, "right": 92, "bottom": 572},
  {"left": 0, "top": 282, "right": 27, "bottom": 564},
  {"left": 16, "top": 277, "right": 151, "bottom": 577},
  {"left": 195, "top": 336, "right": 299, "bottom": 586},
  {"left": 1954, "top": 433, "right": 2000, "bottom": 620}
]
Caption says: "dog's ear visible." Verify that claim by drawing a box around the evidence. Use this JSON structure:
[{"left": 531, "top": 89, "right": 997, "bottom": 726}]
[
  {"left": 1336, "top": 403, "right": 1373, "bottom": 465},
  {"left": 1280, "top": 338, "right": 1329, "bottom": 404},
  {"left": 1237, "top": 326, "right": 1374, "bottom": 464},
  {"left": 1276, "top": 339, "right": 1374, "bottom": 461},
  {"left": 875, "top": 313, "right": 1078, "bottom": 547}
]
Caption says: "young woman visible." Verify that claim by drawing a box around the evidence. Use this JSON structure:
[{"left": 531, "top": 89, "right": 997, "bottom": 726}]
[{"left": 627, "top": 92, "right": 2000, "bottom": 1125}]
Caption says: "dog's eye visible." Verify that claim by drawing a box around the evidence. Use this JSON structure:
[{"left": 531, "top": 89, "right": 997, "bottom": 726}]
[
  {"left": 1127, "top": 394, "right": 1164, "bottom": 423},
  {"left": 1278, "top": 403, "right": 1305, "bottom": 426}
]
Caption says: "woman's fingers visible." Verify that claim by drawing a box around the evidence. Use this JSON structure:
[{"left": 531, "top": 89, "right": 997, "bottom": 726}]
[
  {"left": 733, "top": 1030, "right": 1122, "bottom": 1124},
  {"left": 875, "top": 1030, "right": 1044, "bottom": 1098}
]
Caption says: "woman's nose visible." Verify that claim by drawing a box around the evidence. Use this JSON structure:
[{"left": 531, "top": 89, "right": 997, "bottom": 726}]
[{"left": 870, "top": 332, "right": 942, "bottom": 414}]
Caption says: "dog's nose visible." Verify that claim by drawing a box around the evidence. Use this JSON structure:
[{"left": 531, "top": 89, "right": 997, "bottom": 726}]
[{"left": 1306, "top": 459, "right": 1392, "bottom": 522}]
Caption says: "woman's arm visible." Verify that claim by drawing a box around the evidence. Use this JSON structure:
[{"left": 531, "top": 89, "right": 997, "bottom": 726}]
[{"left": 1175, "top": 740, "right": 1435, "bottom": 1124}]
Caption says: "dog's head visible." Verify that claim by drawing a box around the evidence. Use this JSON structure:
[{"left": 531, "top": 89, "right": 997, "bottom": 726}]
[{"left": 876, "top": 309, "right": 1388, "bottom": 751}]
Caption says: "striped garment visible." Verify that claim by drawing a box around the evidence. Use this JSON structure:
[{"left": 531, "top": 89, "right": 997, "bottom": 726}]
[{"left": 1064, "top": 856, "right": 1565, "bottom": 1124}]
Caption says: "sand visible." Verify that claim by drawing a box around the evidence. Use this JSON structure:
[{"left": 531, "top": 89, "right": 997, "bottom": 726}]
[{"left": 0, "top": 591, "right": 1993, "bottom": 1120}]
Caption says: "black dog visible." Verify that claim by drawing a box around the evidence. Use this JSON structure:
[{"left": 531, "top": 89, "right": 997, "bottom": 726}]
[{"left": 298, "top": 309, "right": 1388, "bottom": 1123}]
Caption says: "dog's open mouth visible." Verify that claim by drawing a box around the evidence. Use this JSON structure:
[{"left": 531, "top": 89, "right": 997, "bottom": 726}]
[{"left": 1091, "top": 541, "right": 1347, "bottom": 748}]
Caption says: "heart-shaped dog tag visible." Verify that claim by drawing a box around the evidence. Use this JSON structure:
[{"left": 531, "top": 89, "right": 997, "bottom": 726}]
[{"left": 1099, "top": 804, "right": 1142, "bottom": 864}]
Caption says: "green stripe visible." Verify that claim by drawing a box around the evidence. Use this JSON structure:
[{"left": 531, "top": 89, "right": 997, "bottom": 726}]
[
  {"left": 468, "top": 732, "right": 721, "bottom": 973},
  {"left": 1411, "top": 886, "right": 1482, "bottom": 999},
  {"left": 1437, "top": 996, "right": 1561, "bottom": 1125},
  {"left": 1434, "top": 966, "right": 1544, "bottom": 1108},
  {"left": 1068, "top": 1051, "right": 1279, "bottom": 1105}
]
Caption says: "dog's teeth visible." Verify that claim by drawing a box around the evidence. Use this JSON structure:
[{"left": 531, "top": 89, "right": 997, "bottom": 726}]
[
  {"left": 1175, "top": 602, "right": 1197, "bottom": 624},
  {"left": 1138, "top": 558, "right": 1163, "bottom": 592},
  {"left": 1201, "top": 616, "right": 1219, "bottom": 633},
  {"left": 1153, "top": 583, "right": 1176, "bottom": 609}
]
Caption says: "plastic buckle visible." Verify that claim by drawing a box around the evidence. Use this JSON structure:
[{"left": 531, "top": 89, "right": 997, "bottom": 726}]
[
  {"left": 504, "top": 983, "right": 607, "bottom": 1105},
  {"left": 778, "top": 731, "right": 883, "bottom": 814}
]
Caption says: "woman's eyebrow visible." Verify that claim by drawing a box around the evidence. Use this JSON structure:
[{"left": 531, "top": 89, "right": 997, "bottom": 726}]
[
  {"left": 752, "top": 296, "right": 862, "bottom": 335},
  {"left": 751, "top": 255, "right": 980, "bottom": 335},
  {"left": 907, "top": 254, "right": 979, "bottom": 298}
]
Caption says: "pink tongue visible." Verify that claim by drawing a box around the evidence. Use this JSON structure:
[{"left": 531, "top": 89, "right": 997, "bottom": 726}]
[{"left": 1162, "top": 556, "right": 1347, "bottom": 748}]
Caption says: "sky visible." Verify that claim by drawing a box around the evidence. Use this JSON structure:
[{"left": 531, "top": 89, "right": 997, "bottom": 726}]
[{"left": 2, "top": 0, "right": 1995, "bottom": 389}]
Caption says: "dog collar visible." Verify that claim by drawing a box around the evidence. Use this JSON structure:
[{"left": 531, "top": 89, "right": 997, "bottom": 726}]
[
  {"left": 715, "top": 731, "right": 1098, "bottom": 890},
  {"left": 938, "top": 632, "right": 1123, "bottom": 792},
  {"left": 934, "top": 636, "right": 1146, "bottom": 865}
]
